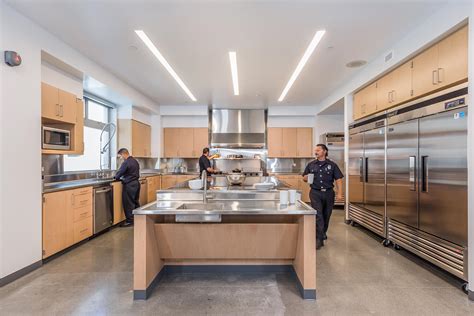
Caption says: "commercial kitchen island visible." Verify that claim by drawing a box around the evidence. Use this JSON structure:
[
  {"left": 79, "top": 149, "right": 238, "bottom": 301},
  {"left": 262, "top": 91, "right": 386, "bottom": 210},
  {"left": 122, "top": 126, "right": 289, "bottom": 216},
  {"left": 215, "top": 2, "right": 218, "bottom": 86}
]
[{"left": 132, "top": 185, "right": 317, "bottom": 300}]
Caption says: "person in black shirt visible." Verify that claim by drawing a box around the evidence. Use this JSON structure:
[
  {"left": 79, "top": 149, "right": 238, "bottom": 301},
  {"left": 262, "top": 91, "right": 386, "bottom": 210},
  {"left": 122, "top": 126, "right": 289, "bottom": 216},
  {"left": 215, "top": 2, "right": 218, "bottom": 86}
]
[
  {"left": 199, "top": 147, "right": 217, "bottom": 177},
  {"left": 303, "top": 144, "right": 344, "bottom": 249},
  {"left": 114, "top": 148, "right": 140, "bottom": 227}
]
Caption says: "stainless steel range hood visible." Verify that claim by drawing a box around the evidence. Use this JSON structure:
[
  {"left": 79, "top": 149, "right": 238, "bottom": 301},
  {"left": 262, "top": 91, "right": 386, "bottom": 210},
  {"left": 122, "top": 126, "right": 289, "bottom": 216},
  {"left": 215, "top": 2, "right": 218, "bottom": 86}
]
[{"left": 211, "top": 109, "right": 266, "bottom": 148}]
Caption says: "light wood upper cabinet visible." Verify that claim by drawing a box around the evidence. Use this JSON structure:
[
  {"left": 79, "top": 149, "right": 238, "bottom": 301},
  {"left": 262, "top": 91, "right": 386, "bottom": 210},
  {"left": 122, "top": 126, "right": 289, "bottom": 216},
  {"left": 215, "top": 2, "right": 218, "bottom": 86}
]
[
  {"left": 132, "top": 120, "right": 151, "bottom": 158},
  {"left": 268, "top": 128, "right": 313, "bottom": 158},
  {"left": 163, "top": 128, "right": 180, "bottom": 158},
  {"left": 179, "top": 128, "right": 195, "bottom": 157},
  {"left": 71, "top": 99, "right": 84, "bottom": 155},
  {"left": 41, "top": 82, "right": 77, "bottom": 124},
  {"left": 437, "top": 25, "right": 468, "bottom": 89},
  {"left": 282, "top": 128, "right": 297, "bottom": 157},
  {"left": 354, "top": 25, "right": 467, "bottom": 120},
  {"left": 267, "top": 128, "right": 283, "bottom": 157},
  {"left": 296, "top": 128, "right": 313, "bottom": 158},
  {"left": 193, "top": 128, "right": 209, "bottom": 157},
  {"left": 412, "top": 25, "right": 468, "bottom": 97},
  {"left": 392, "top": 61, "right": 413, "bottom": 105},
  {"left": 412, "top": 44, "right": 439, "bottom": 97},
  {"left": 119, "top": 119, "right": 152, "bottom": 158},
  {"left": 163, "top": 128, "right": 209, "bottom": 158}
]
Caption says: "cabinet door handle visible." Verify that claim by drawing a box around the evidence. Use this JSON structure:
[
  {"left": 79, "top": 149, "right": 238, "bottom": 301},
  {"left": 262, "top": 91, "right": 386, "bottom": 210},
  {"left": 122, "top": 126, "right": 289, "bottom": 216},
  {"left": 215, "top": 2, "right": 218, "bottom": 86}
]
[
  {"left": 392, "top": 90, "right": 396, "bottom": 102},
  {"left": 432, "top": 70, "right": 438, "bottom": 85},
  {"left": 55, "top": 104, "right": 60, "bottom": 116},
  {"left": 387, "top": 92, "right": 391, "bottom": 103},
  {"left": 437, "top": 68, "right": 444, "bottom": 83}
]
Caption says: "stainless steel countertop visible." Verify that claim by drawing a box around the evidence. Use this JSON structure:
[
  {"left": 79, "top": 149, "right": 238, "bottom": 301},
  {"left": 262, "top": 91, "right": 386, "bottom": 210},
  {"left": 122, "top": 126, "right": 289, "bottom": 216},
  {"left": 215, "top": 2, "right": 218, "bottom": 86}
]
[
  {"left": 42, "top": 172, "right": 200, "bottom": 193},
  {"left": 134, "top": 199, "right": 315, "bottom": 215}
]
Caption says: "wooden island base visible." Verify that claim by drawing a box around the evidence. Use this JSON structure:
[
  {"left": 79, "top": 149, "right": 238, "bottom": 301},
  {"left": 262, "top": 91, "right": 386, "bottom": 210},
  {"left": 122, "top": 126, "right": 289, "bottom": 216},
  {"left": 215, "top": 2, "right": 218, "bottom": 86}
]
[{"left": 133, "top": 214, "right": 316, "bottom": 300}]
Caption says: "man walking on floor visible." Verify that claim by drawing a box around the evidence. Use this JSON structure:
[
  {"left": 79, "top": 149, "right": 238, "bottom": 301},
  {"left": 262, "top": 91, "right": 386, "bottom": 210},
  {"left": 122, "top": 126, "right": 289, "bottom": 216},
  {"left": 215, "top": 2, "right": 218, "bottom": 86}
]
[
  {"left": 303, "top": 144, "right": 344, "bottom": 249},
  {"left": 114, "top": 148, "right": 140, "bottom": 227}
]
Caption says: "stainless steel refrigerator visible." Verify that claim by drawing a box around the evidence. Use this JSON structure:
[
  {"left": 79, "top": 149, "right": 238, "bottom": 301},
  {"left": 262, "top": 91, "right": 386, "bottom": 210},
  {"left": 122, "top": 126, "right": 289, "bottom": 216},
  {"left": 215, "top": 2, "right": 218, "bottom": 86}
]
[
  {"left": 320, "top": 133, "right": 345, "bottom": 206},
  {"left": 348, "top": 118, "right": 387, "bottom": 238},
  {"left": 386, "top": 84, "right": 468, "bottom": 281}
]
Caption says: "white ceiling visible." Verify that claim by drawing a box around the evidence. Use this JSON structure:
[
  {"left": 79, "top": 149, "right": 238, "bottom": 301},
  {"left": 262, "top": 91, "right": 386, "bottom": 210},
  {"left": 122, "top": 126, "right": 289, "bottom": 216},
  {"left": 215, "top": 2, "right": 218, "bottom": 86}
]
[{"left": 8, "top": 0, "right": 448, "bottom": 108}]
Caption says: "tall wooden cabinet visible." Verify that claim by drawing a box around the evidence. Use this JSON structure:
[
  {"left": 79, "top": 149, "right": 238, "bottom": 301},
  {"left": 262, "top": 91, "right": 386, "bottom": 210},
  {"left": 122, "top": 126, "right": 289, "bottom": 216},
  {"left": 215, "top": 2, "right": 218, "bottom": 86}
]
[
  {"left": 353, "top": 25, "right": 468, "bottom": 121},
  {"left": 119, "top": 119, "right": 152, "bottom": 158},
  {"left": 268, "top": 128, "right": 313, "bottom": 158},
  {"left": 163, "top": 128, "right": 208, "bottom": 158}
]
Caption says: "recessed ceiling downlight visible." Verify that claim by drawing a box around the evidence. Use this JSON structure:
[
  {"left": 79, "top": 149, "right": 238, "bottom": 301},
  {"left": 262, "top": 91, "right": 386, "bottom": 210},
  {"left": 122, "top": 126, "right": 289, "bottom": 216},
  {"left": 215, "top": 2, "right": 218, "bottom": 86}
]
[{"left": 346, "top": 60, "right": 367, "bottom": 68}]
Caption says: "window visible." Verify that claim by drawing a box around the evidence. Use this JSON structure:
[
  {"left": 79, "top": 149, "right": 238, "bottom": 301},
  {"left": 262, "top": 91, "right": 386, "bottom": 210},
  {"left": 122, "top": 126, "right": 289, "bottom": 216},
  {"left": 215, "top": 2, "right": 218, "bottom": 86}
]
[{"left": 64, "top": 97, "right": 115, "bottom": 172}]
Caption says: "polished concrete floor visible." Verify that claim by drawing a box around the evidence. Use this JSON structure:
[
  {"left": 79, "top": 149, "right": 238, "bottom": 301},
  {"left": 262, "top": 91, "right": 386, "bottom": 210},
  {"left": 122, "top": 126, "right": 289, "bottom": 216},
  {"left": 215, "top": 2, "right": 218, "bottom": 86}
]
[{"left": 1, "top": 209, "right": 474, "bottom": 315}]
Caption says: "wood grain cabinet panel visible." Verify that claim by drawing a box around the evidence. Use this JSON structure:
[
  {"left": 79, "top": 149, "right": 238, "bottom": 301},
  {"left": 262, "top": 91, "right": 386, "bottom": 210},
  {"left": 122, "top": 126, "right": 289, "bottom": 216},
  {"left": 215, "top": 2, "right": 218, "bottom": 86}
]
[
  {"left": 42, "top": 191, "right": 69, "bottom": 258},
  {"left": 282, "top": 128, "right": 297, "bottom": 157},
  {"left": 58, "top": 89, "right": 77, "bottom": 124},
  {"left": 112, "top": 182, "right": 126, "bottom": 225},
  {"left": 437, "top": 25, "right": 468, "bottom": 89},
  {"left": 179, "top": 128, "right": 195, "bottom": 158},
  {"left": 296, "top": 128, "right": 313, "bottom": 158},
  {"left": 193, "top": 128, "right": 209, "bottom": 157},
  {"left": 412, "top": 44, "right": 439, "bottom": 97},
  {"left": 267, "top": 128, "right": 283, "bottom": 157},
  {"left": 163, "top": 128, "right": 180, "bottom": 158},
  {"left": 41, "top": 82, "right": 60, "bottom": 121},
  {"left": 161, "top": 175, "right": 177, "bottom": 189}
]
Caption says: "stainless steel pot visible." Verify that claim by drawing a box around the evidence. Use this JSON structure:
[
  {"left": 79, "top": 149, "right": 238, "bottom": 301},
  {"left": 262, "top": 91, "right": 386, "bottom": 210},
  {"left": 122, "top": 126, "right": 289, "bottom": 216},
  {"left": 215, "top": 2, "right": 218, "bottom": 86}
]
[{"left": 226, "top": 173, "right": 246, "bottom": 185}]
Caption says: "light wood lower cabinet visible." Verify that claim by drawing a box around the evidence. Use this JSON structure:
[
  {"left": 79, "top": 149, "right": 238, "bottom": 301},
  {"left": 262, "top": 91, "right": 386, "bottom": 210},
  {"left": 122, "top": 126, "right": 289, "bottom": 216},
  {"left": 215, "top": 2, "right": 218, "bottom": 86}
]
[
  {"left": 161, "top": 175, "right": 197, "bottom": 189},
  {"left": 147, "top": 176, "right": 162, "bottom": 203},
  {"left": 112, "top": 181, "right": 126, "bottom": 225},
  {"left": 273, "top": 174, "right": 311, "bottom": 203},
  {"left": 42, "top": 186, "right": 93, "bottom": 258}
]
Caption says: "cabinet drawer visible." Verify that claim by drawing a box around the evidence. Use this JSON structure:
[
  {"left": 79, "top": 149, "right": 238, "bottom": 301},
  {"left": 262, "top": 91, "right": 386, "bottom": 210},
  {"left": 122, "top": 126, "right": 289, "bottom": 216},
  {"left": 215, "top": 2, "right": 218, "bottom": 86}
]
[
  {"left": 74, "top": 187, "right": 92, "bottom": 195},
  {"left": 73, "top": 204, "right": 92, "bottom": 222},
  {"left": 72, "top": 193, "right": 92, "bottom": 208},
  {"left": 73, "top": 217, "right": 93, "bottom": 243}
]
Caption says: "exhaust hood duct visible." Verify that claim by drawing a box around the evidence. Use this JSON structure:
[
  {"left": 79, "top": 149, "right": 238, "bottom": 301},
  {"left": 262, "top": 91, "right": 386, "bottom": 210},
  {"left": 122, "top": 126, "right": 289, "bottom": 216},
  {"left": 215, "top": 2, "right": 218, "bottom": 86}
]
[{"left": 211, "top": 109, "right": 266, "bottom": 148}]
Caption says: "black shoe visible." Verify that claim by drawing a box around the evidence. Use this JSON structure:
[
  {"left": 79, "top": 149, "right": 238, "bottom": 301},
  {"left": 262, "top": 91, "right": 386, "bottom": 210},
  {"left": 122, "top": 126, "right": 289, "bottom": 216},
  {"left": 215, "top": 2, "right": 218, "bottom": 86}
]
[
  {"left": 121, "top": 221, "right": 133, "bottom": 227},
  {"left": 323, "top": 233, "right": 327, "bottom": 240},
  {"left": 316, "top": 239, "right": 324, "bottom": 250}
]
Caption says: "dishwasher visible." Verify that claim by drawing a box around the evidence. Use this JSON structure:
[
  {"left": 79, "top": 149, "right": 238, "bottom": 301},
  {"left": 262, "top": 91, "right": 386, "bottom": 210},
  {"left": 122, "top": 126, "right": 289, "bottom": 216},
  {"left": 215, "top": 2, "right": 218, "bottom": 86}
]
[{"left": 94, "top": 185, "right": 114, "bottom": 234}]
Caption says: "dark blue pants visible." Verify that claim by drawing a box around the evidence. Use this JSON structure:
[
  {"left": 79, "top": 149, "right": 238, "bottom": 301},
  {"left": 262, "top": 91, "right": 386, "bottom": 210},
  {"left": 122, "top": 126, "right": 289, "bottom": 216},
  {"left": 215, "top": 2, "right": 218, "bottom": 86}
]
[
  {"left": 122, "top": 180, "right": 140, "bottom": 223},
  {"left": 309, "top": 188, "right": 335, "bottom": 241}
]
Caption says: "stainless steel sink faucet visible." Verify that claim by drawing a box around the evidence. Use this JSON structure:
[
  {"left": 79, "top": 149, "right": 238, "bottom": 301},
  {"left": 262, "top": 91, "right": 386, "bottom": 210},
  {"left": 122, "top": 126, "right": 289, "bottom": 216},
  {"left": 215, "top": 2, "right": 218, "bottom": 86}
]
[{"left": 202, "top": 169, "right": 208, "bottom": 203}]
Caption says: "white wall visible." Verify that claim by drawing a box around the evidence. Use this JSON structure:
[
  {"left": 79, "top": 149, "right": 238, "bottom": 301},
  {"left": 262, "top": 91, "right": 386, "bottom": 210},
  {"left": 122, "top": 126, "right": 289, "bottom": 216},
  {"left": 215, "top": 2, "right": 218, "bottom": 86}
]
[
  {"left": 41, "top": 61, "right": 83, "bottom": 98},
  {"left": 0, "top": 1, "right": 159, "bottom": 280},
  {"left": 314, "top": 114, "right": 344, "bottom": 143}
]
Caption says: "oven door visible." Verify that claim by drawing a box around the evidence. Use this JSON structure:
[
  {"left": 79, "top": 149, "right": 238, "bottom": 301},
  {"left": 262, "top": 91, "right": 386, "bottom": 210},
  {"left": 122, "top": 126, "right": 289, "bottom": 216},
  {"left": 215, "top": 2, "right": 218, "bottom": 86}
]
[{"left": 42, "top": 127, "right": 70, "bottom": 150}]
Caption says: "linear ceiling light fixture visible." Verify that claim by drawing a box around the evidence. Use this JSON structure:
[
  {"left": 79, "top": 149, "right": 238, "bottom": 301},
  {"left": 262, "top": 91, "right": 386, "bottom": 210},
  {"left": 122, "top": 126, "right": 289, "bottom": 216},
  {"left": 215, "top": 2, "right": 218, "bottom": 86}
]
[
  {"left": 135, "top": 30, "right": 197, "bottom": 101},
  {"left": 278, "top": 30, "right": 326, "bottom": 102},
  {"left": 228, "top": 51, "right": 239, "bottom": 95}
]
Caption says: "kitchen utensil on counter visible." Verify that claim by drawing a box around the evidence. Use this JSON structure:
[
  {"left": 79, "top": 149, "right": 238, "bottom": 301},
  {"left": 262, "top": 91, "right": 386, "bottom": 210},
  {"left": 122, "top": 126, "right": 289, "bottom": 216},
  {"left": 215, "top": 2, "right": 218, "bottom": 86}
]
[
  {"left": 188, "top": 179, "right": 203, "bottom": 190},
  {"left": 226, "top": 173, "right": 246, "bottom": 185},
  {"left": 279, "top": 191, "right": 289, "bottom": 205},
  {"left": 289, "top": 190, "right": 297, "bottom": 204}
]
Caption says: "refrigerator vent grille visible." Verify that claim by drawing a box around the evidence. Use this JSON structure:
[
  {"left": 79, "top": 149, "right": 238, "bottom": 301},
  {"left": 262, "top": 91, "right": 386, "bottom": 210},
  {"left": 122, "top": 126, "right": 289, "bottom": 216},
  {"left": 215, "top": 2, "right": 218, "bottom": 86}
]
[
  {"left": 387, "top": 218, "right": 467, "bottom": 281},
  {"left": 349, "top": 204, "right": 385, "bottom": 237}
]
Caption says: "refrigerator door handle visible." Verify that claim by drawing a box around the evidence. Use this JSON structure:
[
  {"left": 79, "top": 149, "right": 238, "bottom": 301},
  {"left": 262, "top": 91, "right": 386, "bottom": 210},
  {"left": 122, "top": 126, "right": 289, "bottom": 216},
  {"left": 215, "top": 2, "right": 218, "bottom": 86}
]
[
  {"left": 365, "top": 157, "right": 369, "bottom": 183},
  {"left": 421, "top": 156, "right": 429, "bottom": 192},
  {"left": 409, "top": 156, "right": 416, "bottom": 191},
  {"left": 359, "top": 157, "right": 364, "bottom": 182}
]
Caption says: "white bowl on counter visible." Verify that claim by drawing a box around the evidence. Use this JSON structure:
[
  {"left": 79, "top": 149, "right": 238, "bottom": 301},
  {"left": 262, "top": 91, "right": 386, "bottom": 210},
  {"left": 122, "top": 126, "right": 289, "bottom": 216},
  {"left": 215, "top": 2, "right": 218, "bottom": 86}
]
[{"left": 188, "top": 179, "right": 203, "bottom": 190}]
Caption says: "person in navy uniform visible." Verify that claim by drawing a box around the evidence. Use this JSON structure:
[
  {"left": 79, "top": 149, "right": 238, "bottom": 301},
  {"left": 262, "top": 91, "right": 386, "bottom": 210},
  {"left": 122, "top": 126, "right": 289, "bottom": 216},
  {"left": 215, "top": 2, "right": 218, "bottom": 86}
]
[
  {"left": 303, "top": 144, "right": 344, "bottom": 249},
  {"left": 114, "top": 148, "right": 140, "bottom": 227},
  {"left": 199, "top": 147, "right": 218, "bottom": 177}
]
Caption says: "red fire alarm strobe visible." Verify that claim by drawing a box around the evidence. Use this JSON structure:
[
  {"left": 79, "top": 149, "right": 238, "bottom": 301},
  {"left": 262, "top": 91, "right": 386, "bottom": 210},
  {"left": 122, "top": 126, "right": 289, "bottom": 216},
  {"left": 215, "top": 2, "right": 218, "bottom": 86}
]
[{"left": 4, "top": 51, "right": 22, "bottom": 67}]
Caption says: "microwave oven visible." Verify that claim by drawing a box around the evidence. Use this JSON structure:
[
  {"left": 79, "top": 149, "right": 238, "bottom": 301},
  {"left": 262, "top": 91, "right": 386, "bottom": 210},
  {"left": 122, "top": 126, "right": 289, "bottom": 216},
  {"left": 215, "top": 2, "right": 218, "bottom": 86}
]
[{"left": 42, "top": 126, "right": 71, "bottom": 150}]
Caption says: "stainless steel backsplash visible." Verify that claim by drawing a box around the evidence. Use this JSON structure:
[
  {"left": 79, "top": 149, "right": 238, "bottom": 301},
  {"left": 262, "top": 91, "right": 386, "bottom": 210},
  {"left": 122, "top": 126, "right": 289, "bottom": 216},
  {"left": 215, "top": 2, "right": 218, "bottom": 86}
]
[{"left": 266, "top": 158, "right": 314, "bottom": 173}]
